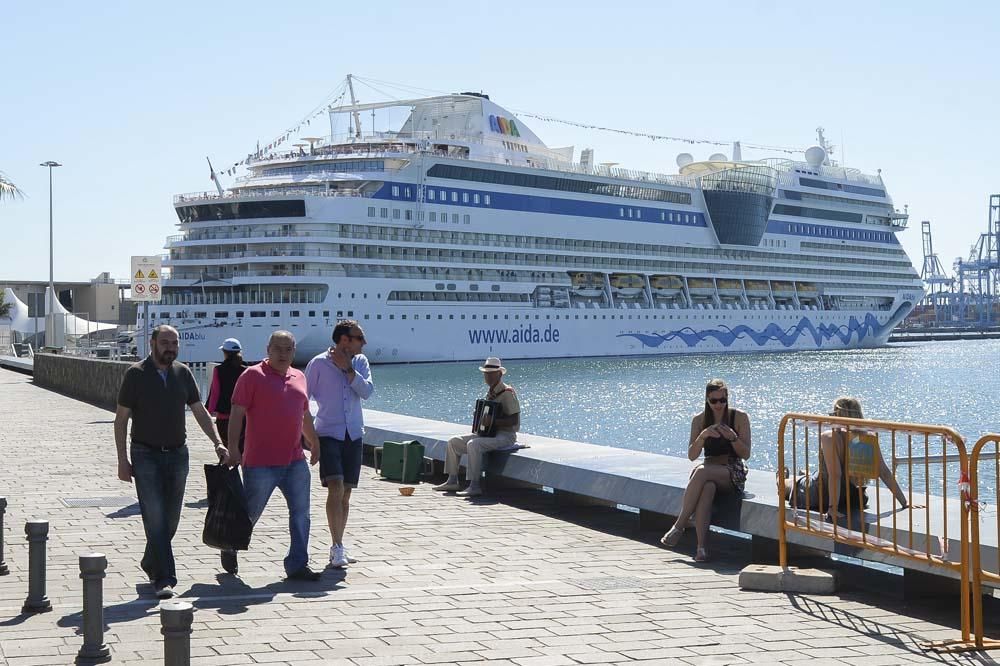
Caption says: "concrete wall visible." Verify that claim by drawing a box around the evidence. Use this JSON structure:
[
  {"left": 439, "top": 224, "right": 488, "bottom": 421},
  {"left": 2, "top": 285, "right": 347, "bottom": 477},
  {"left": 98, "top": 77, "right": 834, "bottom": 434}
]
[{"left": 33, "top": 353, "right": 131, "bottom": 410}]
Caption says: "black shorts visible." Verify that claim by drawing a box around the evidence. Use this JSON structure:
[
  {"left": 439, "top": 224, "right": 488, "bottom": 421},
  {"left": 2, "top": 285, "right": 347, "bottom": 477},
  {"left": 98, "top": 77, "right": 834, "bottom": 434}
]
[{"left": 319, "top": 436, "right": 363, "bottom": 488}]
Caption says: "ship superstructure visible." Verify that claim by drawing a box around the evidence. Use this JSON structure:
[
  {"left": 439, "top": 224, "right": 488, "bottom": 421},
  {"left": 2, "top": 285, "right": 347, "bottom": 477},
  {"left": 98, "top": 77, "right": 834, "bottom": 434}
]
[{"left": 155, "top": 80, "right": 923, "bottom": 363}]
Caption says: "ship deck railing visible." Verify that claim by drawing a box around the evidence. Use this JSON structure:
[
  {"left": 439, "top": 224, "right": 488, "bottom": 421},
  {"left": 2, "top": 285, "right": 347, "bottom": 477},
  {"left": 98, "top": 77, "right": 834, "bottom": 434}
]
[
  {"left": 174, "top": 187, "right": 374, "bottom": 205},
  {"left": 242, "top": 143, "right": 700, "bottom": 190}
]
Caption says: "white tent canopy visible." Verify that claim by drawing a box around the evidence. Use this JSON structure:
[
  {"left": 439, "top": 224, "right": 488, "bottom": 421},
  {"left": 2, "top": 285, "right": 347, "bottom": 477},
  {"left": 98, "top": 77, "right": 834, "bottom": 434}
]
[{"left": 2, "top": 286, "right": 117, "bottom": 336}]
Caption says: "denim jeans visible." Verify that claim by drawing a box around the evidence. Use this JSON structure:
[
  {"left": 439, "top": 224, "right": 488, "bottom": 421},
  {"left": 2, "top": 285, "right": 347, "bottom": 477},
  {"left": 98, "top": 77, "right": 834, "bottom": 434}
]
[
  {"left": 131, "top": 444, "right": 189, "bottom": 588},
  {"left": 243, "top": 459, "right": 311, "bottom": 575}
]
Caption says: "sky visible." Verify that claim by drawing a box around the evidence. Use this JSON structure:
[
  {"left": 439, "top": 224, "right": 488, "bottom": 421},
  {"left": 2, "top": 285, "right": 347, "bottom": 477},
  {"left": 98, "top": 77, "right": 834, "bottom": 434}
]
[{"left": 2, "top": 1, "right": 998, "bottom": 283}]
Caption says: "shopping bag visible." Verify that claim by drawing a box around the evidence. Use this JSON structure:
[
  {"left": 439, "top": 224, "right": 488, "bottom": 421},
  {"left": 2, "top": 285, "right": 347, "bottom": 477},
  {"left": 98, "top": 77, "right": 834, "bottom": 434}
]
[{"left": 202, "top": 463, "right": 252, "bottom": 551}]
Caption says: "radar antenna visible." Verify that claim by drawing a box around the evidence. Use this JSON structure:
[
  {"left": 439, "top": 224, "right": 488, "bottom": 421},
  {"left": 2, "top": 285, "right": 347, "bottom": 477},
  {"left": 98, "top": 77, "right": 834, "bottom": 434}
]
[
  {"left": 815, "top": 127, "right": 835, "bottom": 165},
  {"left": 347, "top": 74, "right": 363, "bottom": 139}
]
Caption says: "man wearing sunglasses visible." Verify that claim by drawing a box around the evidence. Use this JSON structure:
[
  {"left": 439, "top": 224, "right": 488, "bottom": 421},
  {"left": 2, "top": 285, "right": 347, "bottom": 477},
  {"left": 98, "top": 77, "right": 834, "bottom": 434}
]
[{"left": 305, "top": 320, "right": 374, "bottom": 569}]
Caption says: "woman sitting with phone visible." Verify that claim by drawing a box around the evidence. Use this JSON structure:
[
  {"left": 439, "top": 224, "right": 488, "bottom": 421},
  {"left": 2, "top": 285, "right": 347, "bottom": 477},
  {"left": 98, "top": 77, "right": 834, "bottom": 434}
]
[{"left": 660, "top": 379, "right": 751, "bottom": 562}]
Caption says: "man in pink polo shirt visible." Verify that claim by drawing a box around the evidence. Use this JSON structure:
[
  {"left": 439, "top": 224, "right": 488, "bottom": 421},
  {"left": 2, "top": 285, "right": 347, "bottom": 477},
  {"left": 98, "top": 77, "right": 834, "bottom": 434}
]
[{"left": 225, "top": 330, "right": 322, "bottom": 581}]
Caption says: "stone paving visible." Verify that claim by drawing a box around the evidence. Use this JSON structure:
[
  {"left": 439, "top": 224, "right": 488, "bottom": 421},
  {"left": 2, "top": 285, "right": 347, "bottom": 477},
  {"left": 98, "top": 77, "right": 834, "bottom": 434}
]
[{"left": 0, "top": 370, "right": 998, "bottom": 665}]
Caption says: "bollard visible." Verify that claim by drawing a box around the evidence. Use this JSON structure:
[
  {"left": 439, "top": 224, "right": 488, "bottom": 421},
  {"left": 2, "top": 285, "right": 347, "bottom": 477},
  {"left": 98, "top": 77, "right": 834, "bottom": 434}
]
[
  {"left": 160, "top": 601, "right": 193, "bottom": 666},
  {"left": 77, "top": 553, "right": 111, "bottom": 664},
  {"left": 22, "top": 520, "right": 51, "bottom": 613},
  {"left": 0, "top": 497, "right": 8, "bottom": 575}
]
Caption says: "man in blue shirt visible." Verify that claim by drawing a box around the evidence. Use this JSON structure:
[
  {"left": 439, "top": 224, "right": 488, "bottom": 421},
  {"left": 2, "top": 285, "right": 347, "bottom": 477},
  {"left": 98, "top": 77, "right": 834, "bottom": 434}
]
[{"left": 304, "top": 320, "right": 374, "bottom": 569}]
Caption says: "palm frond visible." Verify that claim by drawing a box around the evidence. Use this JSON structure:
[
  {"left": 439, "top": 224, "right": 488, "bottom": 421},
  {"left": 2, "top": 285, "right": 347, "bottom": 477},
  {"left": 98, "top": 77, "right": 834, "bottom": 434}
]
[{"left": 0, "top": 172, "right": 25, "bottom": 201}]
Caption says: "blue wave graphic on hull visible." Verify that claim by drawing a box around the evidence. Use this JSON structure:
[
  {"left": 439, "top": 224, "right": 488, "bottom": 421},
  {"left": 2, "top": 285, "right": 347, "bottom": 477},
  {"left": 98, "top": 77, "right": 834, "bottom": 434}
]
[{"left": 617, "top": 312, "right": 894, "bottom": 349}]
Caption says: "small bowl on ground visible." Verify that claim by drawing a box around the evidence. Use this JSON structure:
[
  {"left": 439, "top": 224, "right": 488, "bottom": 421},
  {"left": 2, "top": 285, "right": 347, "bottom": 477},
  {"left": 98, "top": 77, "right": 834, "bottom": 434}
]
[{"left": 399, "top": 486, "right": 415, "bottom": 496}]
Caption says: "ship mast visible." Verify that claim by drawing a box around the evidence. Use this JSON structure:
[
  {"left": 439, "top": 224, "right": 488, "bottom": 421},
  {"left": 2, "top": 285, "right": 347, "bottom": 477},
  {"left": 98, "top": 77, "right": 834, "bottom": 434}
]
[{"left": 347, "top": 74, "right": 363, "bottom": 139}]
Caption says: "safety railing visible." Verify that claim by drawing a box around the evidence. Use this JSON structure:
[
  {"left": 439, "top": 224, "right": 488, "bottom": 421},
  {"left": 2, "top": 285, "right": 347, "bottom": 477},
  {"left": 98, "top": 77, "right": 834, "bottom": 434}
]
[
  {"left": 969, "top": 434, "right": 1000, "bottom": 650},
  {"left": 777, "top": 413, "right": 972, "bottom": 647}
]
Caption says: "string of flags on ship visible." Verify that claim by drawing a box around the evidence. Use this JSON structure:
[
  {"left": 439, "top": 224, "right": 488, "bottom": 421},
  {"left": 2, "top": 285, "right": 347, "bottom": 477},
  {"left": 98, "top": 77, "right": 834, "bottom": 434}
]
[
  {"left": 512, "top": 110, "right": 804, "bottom": 155},
  {"left": 211, "top": 86, "right": 350, "bottom": 179}
]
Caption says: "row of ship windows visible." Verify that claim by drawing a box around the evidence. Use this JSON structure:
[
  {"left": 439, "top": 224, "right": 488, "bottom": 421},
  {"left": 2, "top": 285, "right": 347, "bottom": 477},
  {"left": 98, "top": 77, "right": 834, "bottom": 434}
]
[
  {"left": 502, "top": 141, "right": 529, "bottom": 152},
  {"left": 368, "top": 202, "right": 698, "bottom": 224},
  {"left": 260, "top": 160, "right": 386, "bottom": 177},
  {"left": 781, "top": 222, "right": 892, "bottom": 243},
  {"left": 390, "top": 185, "right": 493, "bottom": 206},
  {"left": 327, "top": 227, "right": 914, "bottom": 272},
  {"left": 801, "top": 241, "right": 905, "bottom": 257},
  {"left": 799, "top": 176, "right": 886, "bottom": 198},
  {"left": 618, "top": 208, "right": 697, "bottom": 224},
  {"left": 144, "top": 310, "right": 869, "bottom": 323},
  {"left": 361, "top": 312, "right": 876, "bottom": 322},
  {"left": 147, "top": 309, "right": 357, "bottom": 320},
  {"left": 427, "top": 164, "right": 694, "bottom": 205},
  {"left": 784, "top": 190, "right": 892, "bottom": 213},
  {"left": 172, "top": 239, "right": 914, "bottom": 278},
  {"left": 339, "top": 222, "right": 905, "bottom": 268},
  {"left": 327, "top": 245, "right": 915, "bottom": 276},
  {"left": 369, "top": 206, "right": 471, "bottom": 225}
]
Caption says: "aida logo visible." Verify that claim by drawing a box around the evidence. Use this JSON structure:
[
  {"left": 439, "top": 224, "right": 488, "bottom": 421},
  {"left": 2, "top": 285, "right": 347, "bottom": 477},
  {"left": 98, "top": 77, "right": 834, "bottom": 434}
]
[{"left": 489, "top": 114, "right": 520, "bottom": 137}]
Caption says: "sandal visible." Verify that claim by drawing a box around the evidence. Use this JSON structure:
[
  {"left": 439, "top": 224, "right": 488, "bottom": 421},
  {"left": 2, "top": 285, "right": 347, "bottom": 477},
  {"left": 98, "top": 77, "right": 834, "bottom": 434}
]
[
  {"left": 694, "top": 547, "right": 708, "bottom": 562},
  {"left": 660, "top": 526, "right": 684, "bottom": 547}
]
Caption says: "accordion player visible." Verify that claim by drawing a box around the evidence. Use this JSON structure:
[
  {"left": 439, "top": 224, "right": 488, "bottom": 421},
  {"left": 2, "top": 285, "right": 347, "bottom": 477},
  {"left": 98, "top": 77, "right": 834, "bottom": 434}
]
[{"left": 471, "top": 399, "right": 501, "bottom": 438}]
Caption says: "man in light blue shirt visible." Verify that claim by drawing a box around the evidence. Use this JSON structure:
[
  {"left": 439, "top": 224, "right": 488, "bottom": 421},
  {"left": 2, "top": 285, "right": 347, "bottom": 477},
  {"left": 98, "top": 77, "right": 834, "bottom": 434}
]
[{"left": 304, "top": 320, "right": 374, "bottom": 569}]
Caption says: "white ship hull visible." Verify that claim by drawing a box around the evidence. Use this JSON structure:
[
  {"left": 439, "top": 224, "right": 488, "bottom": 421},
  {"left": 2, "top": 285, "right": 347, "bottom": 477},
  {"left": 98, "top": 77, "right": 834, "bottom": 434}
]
[{"left": 166, "top": 294, "right": 915, "bottom": 365}]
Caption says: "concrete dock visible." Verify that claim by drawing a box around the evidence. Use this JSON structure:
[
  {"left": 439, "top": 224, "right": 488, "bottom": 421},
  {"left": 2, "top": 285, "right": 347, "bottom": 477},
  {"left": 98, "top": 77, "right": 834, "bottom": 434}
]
[{"left": 0, "top": 369, "right": 995, "bottom": 665}]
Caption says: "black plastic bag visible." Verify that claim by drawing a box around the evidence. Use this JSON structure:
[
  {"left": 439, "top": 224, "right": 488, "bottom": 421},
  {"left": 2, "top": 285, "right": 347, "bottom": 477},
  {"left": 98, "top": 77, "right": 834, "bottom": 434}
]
[{"left": 202, "top": 463, "right": 252, "bottom": 551}]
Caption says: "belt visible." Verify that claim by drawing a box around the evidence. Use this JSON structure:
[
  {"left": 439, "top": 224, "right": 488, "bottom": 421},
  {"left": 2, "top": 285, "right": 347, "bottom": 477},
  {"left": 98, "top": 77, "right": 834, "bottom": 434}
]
[{"left": 133, "top": 441, "right": 186, "bottom": 453}]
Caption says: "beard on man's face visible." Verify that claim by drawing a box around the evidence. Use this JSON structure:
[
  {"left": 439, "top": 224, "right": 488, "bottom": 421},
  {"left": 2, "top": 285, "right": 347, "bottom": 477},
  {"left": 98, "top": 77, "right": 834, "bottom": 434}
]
[{"left": 155, "top": 348, "right": 177, "bottom": 365}]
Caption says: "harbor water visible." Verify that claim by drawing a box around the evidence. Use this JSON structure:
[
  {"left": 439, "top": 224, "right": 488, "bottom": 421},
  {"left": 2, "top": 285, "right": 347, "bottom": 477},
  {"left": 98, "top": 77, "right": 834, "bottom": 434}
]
[{"left": 364, "top": 339, "right": 1000, "bottom": 498}]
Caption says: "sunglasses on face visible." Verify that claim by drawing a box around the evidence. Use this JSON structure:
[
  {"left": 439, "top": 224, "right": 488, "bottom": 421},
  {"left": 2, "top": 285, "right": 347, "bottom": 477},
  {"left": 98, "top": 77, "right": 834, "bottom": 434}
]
[
  {"left": 708, "top": 397, "right": 728, "bottom": 405},
  {"left": 347, "top": 333, "right": 366, "bottom": 343}
]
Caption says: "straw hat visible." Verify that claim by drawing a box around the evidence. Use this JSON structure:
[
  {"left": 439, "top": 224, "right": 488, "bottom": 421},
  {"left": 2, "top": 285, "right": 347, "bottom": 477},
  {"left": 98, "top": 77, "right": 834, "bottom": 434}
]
[{"left": 478, "top": 357, "right": 506, "bottom": 374}]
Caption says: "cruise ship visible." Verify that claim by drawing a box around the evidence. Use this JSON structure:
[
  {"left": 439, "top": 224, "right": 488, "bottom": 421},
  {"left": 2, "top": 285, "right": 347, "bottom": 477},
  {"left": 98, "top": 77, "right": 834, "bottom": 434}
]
[{"left": 156, "top": 79, "right": 924, "bottom": 364}]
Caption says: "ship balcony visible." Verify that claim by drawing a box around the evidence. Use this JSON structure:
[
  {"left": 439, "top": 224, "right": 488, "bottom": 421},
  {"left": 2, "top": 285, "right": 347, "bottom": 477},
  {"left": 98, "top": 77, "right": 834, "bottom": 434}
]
[{"left": 890, "top": 211, "right": 909, "bottom": 230}]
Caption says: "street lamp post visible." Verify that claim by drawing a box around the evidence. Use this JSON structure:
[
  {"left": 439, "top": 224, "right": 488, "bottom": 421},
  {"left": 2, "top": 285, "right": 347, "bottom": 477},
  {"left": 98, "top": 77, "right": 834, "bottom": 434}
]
[{"left": 39, "top": 161, "right": 62, "bottom": 348}]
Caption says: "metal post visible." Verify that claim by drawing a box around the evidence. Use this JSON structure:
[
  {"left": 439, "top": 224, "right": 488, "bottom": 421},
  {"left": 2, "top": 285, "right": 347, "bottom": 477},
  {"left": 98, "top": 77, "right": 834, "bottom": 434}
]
[
  {"left": 0, "top": 497, "right": 9, "bottom": 575},
  {"left": 160, "top": 601, "right": 193, "bottom": 666},
  {"left": 77, "top": 553, "right": 111, "bottom": 663},
  {"left": 40, "top": 161, "right": 62, "bottom": 347},
  {"left": 22, "top": 520, "right": 51, "bottom": 613},
  {"left": 142, "top": 301, "right": 149, "bottom": 358}
]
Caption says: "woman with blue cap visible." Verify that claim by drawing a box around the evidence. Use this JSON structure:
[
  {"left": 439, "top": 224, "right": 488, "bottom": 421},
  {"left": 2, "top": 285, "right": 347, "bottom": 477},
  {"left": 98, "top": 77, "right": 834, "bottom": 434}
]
[{"left": 206, "top": 338, "right": 247, "bottom": 454}]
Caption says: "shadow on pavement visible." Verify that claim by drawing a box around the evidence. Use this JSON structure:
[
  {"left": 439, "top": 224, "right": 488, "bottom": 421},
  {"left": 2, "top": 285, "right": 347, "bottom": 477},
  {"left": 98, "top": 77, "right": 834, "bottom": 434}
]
[
  {"left": 788, "top": 594, "right": 1000, "bottom": 665},
  {"left": 105, "top": 502, "right": 141, "bottom": 518},
  {"left": 55, "top": 569, "right": 350, "bottom": 632}
]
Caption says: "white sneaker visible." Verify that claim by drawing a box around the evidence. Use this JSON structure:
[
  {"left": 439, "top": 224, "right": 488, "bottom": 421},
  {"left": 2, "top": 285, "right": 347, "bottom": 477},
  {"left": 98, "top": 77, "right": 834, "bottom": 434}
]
[
  {"left": 329, "top": 545, "right": 349, "bottom": 568},
  {"left": 341, "top": 547, "right": 358, "bottom": 564}
]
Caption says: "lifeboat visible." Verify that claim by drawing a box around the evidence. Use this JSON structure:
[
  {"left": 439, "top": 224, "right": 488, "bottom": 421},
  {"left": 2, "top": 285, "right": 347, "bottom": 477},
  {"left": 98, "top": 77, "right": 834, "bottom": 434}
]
[
  {"left": 745, "top": 280, "right": 770, "bottom": 293},
  {"left": 687, "top": 278, "right": 715, "bottom": 291},
  {"left": 796, "top": 282, "right": 818, "bottom": 294},
  {"left": 650, "top": 274, "right": 684, "bottom": 293},
  {"left": 771, "top": 281, "right": 795, "bottom": 293},
  {"left": 609, "top": 273, "right": 645, "bottom": 296},
  {"left": 569, "top": 271, "right": 605, "bottom": 297},
  {"left": 717, "top": 279, "right": 742, "bottom": 292}
]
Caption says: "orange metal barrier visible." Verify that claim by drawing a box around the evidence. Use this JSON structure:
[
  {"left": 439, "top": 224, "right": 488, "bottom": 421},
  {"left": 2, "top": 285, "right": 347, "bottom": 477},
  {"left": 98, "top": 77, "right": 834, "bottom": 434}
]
[
  {"left": 777, "top": 413, "right": 972, "bottom": 649},
  {"left": 969, "top": 434, "right": 1000, "bottom": 650}
]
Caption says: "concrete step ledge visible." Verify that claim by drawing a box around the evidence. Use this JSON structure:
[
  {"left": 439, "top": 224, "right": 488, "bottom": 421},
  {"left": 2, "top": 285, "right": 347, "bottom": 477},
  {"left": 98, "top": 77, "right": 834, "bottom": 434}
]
[{"left": 739, "top": 564, "right": 838, "bottom": 594}]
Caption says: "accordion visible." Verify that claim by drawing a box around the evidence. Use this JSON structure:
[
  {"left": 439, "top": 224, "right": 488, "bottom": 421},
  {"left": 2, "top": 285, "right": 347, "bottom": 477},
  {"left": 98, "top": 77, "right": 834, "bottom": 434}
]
[{"left": 472, "top": 399, "right": 501, "bottom": 437}]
